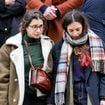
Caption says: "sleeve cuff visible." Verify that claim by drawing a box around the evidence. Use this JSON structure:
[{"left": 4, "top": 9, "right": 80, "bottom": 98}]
[
  {"left": 56, "top": 8, "right": 60, "bottom": 17},
  {"left": 39, "top": 5, "right": 48, "bottom": 13}
]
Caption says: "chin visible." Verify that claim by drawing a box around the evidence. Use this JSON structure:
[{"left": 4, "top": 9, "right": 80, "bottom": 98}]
[
  {"left": 33, "top": 34, "right": 40, "bottom": 38},
  {"left": 34, "top": 36, "right": 40, "bottom": 39}
]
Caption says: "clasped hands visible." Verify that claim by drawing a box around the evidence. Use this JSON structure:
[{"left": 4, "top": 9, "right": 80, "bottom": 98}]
[
  {"left": 5, "top": 0, "right": 15, "bottom": 6},
  {"left": 43, "top": 5, "right": 58, "bottom": 20}
]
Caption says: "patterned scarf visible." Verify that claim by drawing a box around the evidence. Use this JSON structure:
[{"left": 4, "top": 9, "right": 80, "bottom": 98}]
[
  {"left": 54, "top": 30, "right": 105, "bottom": 105},
  {"left": 88, "top": 30, "right": 105, "bottom": 73}
]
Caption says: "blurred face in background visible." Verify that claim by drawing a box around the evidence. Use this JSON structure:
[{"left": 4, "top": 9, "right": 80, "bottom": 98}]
[
  {"left": 67, "top": 21, "right": 83, "bottom": 40},
  {"left": 26, "top": 18, "right": 44, "bottom": 39}
]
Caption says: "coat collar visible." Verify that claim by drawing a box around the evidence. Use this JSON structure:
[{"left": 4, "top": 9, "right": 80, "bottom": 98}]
[
  {"left": 6, "top": 32, "right": 22, "bottom": 47},
  {"left": 5, "top": 32, "right": 53, "bottom": 47}
]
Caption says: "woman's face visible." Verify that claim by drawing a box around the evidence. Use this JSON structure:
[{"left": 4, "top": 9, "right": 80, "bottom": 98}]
[
  {"left": 67, "top": 22, "right": 83, "bottom": 40},
  {"left": 26, "top": 18, "right": 44, "bottom": 39}
]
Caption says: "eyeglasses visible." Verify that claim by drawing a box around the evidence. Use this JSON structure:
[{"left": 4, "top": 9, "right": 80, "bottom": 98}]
[{"left": 29, "top": 24, "right": 44, "bottom": 31}]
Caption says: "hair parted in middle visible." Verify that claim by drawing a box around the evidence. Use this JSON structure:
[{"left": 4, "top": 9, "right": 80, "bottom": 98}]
[{"left": 62, "top": 9, "right": 89, "bottom": 35}]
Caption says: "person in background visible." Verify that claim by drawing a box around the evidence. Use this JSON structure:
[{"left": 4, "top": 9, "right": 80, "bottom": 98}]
[
  {"left": 47, "top": 10, "right": 105, "bottom": 105},
  {"left": 0, "top": 0, "right": 26, "bottom": 47},
  {"left": 26, "top": 0, "right": 84, "bottom": 42},
  {"left": 79, "top": 0, "right": 105, "bottom": 42},
  {"left": 0, "top": 10, "right": 53, "bottom": 105}
]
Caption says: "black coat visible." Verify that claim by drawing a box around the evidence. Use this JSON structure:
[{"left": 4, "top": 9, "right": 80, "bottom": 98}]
[{"left": 0, "top": 0, "right": 26, "bottom": 46}]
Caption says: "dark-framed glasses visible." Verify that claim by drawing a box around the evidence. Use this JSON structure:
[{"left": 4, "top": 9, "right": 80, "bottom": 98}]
[{"left": 29, "top": 24, "right": 44, "bottom": 31}]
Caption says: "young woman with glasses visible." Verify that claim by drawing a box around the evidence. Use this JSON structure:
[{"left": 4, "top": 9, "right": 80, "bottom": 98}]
[{"left": 0, "top": 10, "right": 54, "bottom": 105}]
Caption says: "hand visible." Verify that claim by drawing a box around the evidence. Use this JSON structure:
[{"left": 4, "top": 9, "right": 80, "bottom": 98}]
[
  {"left": 43, "top": 6, "right": 57, "bottom": 20},
  {"left": 5, "top": 0, "right": 15, "bottom": 5},
  {"left": 100, "top": 100, "right": 105, "bottom": 105},
  {"left": 50, "top": 5, "right": 57, "bottom": 14}
]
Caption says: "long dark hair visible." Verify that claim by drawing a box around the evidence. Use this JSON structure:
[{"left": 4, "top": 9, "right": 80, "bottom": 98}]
[{"left": 62, "top": 9, "right": 89, "bottom": 35}]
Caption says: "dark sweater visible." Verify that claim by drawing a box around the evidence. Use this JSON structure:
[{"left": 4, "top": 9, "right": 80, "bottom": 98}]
[{"left": 72, "top": 54, "right": 86, "bottom": 82}]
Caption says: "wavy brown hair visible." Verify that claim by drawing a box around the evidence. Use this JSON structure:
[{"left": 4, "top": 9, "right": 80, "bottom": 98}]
[{"left": 20, "top": 10, "right": 47, "bottom": 35}]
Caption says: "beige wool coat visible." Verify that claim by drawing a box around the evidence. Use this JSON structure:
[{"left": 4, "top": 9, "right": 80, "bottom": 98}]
[{"left": 0, "top": 33, "right": 53, "bottom": 105}]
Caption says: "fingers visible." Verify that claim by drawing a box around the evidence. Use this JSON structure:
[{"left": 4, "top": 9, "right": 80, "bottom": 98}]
[
  {"left": 43, "top": 6, "right": 57, "bottom": 20},
  {"left": 100, "top": 100, "right": 105, "bottom": 105},
  {"left": 5, "top": 0, "right": 15, "bottom": 5},
  {"left": 50, "top": 5, "right": 57, "bottom": 14}
]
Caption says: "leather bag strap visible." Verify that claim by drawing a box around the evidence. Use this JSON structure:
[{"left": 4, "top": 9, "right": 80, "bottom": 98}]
[{"left": 24, "top": 40, "right": 35, "bottom": 70}]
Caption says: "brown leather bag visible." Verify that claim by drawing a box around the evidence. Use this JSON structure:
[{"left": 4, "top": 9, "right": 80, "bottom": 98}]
[
  {"left": 30, "top": 67, "right": 52, "bottom": 94},
  {"left": 24, "top": 40, "right": 52, "bottom": 94}
]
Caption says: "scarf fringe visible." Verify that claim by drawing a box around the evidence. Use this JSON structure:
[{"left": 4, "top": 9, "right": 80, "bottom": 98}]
[
  {"left": 55, "top": 93, "right": 64, "bottom": 105},
  {"left": 92, "top": 60, "right": 105, "bottom": 73}
]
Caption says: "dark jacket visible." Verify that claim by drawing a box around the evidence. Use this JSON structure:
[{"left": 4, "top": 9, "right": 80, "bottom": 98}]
[
  {"left": 0, "top": 0, "right": 5, "bottom": 12},
  {"left": 79, "top": 0, "right": 105, "bottom": 42},
  {"left": 0, "top": 0, "right": 26, "bottom": 46},
  {"left": 47, "top": 39, "right": 105, "bottom": 105}
]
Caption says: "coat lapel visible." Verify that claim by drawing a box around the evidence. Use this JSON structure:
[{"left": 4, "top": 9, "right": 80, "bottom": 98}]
[
  {"left": 6, "top": 33, "right": 25, "bottom": 105},
  {"left": 10, "top": 46, "right": 25, "bottom": 105},
  {"left": 41, "top": 36, "right": 53, "bottom": 70}
]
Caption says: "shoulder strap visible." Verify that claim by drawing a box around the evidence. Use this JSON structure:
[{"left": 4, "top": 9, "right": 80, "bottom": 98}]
[{"left": 24, "top": 40, "right": 34, "bottom": 70}]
